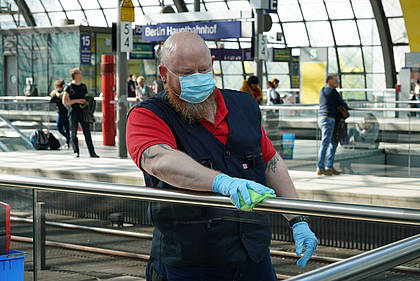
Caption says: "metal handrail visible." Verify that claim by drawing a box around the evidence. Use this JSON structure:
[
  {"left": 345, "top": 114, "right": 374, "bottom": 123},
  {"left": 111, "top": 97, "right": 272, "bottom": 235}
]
[
  {"left": 0, "top": 114, "right": 34, "bottom": 148},
  {"left": 259, "top": 105, "right": 420, "bottom": 112},
  {"left": 287, "top": 234, "right": 420, "bottom": 281},
  {"left": 1, "top": 174, "right": 419, "bottom": 226}
]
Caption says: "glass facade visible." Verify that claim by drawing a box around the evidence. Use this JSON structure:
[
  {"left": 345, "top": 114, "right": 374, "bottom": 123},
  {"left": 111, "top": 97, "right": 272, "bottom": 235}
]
[
  {"left": 11, "top": 31, "right": 79, "bottom": 96},
  {"left": 0, "top": 0, "right": 410, "bottom": 97}
]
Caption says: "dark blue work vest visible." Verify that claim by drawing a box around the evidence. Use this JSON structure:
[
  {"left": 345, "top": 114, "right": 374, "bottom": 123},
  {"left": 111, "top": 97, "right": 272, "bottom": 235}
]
[{"left": 132, "top": 89, "right": 271, "bottom": 267}]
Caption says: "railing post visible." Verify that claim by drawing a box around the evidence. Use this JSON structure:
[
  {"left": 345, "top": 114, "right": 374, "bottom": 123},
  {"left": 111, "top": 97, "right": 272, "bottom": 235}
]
[
  {"left": 35, "top": 202, "right": 46, "bottom": 270},
  {"left": 32, "top": 190, "right": 38, "bottom": 281}
]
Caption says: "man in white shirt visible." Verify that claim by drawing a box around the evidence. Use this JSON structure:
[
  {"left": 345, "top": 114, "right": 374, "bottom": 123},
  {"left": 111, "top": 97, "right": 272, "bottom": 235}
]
[{"left": 136, "top": 76, "right": 154, "bottom": 101}]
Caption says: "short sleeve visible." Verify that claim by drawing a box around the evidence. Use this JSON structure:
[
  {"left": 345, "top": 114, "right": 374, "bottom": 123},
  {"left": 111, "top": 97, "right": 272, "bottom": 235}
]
[
  {"left": 260, "top": 124, "right": 276, "bottom": 162},
  {"left": 126, "top": 107, "right": 177, "bottom": 169}
]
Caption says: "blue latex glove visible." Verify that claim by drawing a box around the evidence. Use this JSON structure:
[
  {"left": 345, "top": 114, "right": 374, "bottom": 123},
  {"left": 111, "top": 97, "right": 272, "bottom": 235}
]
[
  {"left": 212, "top": 174, "right": 275, "bottom": 209},
  {"left": 292, "top": 221, "right": 318, "bottom": 267}
]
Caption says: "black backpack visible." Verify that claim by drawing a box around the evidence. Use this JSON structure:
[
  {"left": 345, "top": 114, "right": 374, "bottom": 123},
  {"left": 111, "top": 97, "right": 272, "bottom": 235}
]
[
  {"left": 31, "top": 130, "right": 49, "bottom": 150},
  {"left": 48, "top": 133, "right": 61, "bottom": 150},
  {"left": 272, "top": 91, "right": 282, "bottom": 104}
]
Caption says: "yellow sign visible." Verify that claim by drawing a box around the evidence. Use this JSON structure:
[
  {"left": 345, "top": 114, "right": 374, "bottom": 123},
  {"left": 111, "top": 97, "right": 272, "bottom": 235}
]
[
  {"left": 301, "top": 62, "right": 326, "bottom": 104},
  {"left": 121, "top": 0, "right": 134, "bottom": 22}
]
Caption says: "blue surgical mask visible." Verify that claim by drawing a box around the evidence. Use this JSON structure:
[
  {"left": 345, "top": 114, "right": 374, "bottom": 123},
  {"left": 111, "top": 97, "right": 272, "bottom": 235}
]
[{"left": 167, "top": 68, "right": 215, "bottom": 103}]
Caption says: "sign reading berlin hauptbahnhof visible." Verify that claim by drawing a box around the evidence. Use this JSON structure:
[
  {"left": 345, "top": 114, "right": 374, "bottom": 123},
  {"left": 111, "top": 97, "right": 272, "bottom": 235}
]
[{"left": 141, "top": 21, "right": 241, "bottom": 42}]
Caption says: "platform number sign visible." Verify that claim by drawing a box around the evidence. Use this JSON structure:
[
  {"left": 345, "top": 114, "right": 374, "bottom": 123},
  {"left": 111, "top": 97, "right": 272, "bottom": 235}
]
[
  {"left": 80, "top": 33, "right": 92, "bottom": 65},
  {"left": 120, "top": 21, "right": 133, "bottom": 53},
  {"left": 257, "top": 34, "right": 268, "bottom": 60}
]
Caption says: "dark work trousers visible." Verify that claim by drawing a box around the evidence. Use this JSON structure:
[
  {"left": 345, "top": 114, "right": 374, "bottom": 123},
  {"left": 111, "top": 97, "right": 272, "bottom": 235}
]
[
  {"left": 146, "top": 251, "right": 277, "bottom": 281},
  {"left": 56, "top": 112, "right": 70, "bottom": 145},
  {"left": 69, "top": 111, "right": 96, "bottom": 156}
]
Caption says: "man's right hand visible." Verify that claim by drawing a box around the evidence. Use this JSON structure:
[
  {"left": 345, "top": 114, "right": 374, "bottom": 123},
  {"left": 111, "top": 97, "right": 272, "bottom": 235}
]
[
  {"left": 212, "top": 174, "right": 275, "bottom": 209},
  {"left": 79, "top": 99, "right": 87, "bottom": 104}
]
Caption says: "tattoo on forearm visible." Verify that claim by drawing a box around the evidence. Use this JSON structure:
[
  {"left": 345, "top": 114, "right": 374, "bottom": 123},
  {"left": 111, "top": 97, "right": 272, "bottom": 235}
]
[
  {"left": 142, "top": 148, "right": 158, "bottom": 166},
  {"left": 266, "top": 154, "right": 280, "bottom": 173},
  {"left": 157, "top": 144, "right": 173, "bottom": 151},
  {"left": 141, "top": 144, "right": 173, "bottom": 166}
]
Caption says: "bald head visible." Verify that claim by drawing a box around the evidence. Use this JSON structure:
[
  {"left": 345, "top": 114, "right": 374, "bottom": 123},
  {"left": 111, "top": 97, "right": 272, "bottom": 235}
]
[
  {"left": 159, "top": 32, "right": 211, "bottom": 66},
  {"left": 158, "top": 32, "right": 215, "bottom": 96}
]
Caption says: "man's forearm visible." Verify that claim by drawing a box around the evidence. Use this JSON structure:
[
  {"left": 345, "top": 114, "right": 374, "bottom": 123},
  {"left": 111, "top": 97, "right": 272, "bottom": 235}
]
[
  {"left": 265, "top": 152, "right": 299, "bottom": 220},
  {"left": 141, "top": 144, "right": 220, "bottom": 192}
]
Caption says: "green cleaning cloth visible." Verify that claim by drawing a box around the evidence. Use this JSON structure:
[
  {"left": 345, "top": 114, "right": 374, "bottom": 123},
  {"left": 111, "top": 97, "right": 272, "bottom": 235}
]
[{"left": 231, "top": 188, "right": 276, "bottom": 211}]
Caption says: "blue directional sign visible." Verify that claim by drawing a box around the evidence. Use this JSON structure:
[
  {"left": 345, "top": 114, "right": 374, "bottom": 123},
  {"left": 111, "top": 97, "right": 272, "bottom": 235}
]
[
  {"left": 210, "top": 48, "right": 252, "bottom": 61},
  {"left": 142, "top": 21, "right": 241, "bottom": 42},
  {"left": 80, "top": 33, "right": 91, "bottom": 65}
]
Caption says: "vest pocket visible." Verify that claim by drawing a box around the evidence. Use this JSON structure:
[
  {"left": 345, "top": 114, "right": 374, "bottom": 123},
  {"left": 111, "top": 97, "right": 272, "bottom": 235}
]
[{"left": 243, "top": 151, "right": 264, "bottom": 167}]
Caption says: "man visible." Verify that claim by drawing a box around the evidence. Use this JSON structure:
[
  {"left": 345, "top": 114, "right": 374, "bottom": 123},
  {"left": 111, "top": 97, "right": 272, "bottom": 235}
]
[
  {"left": 317, "top": 74, "right": 348, "bottom": 176},
  {"left": 128, "top": 74, "right": 136, "bottom": 98},
  {"left": 24, "top": 78, "right": 38, "bottom": 110},
  {"left": 62, "top": 68, "right": 99, "bottom": 158},
  {"left": 240, "top": 75, "right": 263, "bottom": 104},
  {"left": 126, "top": 32, "right": 317, "bottom": 281},
  {"left": 136, "top": 76, "right": 154, "bottom": 101}
]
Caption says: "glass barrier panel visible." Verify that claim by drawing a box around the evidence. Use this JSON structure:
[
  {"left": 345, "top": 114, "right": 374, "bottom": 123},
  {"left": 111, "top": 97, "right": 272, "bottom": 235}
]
[{"left": 0, "top": 185, "right": 34, "bottom": 280}]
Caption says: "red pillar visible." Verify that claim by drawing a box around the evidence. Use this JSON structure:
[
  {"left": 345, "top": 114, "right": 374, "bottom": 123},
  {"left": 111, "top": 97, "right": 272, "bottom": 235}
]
[{"left": 101, "top": 55, "right": 116, "bottom": 146}]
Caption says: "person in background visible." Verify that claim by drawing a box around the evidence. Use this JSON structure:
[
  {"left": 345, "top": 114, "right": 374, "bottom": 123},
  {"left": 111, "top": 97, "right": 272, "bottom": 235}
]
[
  {"left": 408, "top": 89, "right": 418, "bottom": 117},
  {"left": 415, "top": 79, "right": 420, "bottom": 97},
  {"left": 266, "top": 78, "right": 283, "bottom": 105},
  {"left": 136, "top": 76, "right": 154, "bottom": 102},
  {"left": 317, "top": 74, "right": 348, "bottom": 176},
  {"left": 240, "top": 75, "right": 263, "bottom": 104},
  {"left": 151, "top": 78, "right": 164, "bottom": 94},
  {"left": 62, "top": 68, "right": 99, "bottom": 158},
  {"left": 348, "top": 113, "right": 379, "bottom": 147},
  {"left": 128, "top": 74, "right": 136, "bottom": 98},
  {"left": 24, "top": 78, "right": 38, "bottom": 110},
  {"left": 49, "top": 79, "right": 70, "bottom": 148},
  {"left": 126, "top": 32, "right": 318, "bottom": 281}
]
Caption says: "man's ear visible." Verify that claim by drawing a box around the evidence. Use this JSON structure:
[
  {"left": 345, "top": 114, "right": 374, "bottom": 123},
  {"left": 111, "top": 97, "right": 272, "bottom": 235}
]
[
  {"left": 158, "top": 65, "right": 167, "bottom": 82},
  {"left": 211, "top": 56, "right": 216, "bottom": 76}
]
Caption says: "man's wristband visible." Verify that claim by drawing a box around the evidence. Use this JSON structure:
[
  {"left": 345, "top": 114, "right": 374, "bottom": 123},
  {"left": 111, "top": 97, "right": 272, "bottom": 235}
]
[{"left": 288, "top": 215, "right": 310, "bottom": 228}]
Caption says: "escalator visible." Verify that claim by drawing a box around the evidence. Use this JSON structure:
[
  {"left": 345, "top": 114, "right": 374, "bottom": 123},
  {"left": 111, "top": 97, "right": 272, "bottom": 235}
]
[{"left": 0, "top": 114, "right": 34, "bottom": 152}]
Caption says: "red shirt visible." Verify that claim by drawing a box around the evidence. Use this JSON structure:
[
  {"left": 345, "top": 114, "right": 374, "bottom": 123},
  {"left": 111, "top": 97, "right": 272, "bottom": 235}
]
[{"left": 126, "top": 89, "right": 276, "bottom": 169}]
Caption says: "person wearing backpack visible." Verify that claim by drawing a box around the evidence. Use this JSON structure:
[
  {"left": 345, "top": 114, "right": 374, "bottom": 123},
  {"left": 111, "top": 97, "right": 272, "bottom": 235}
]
[
  {"left": 266, "top": 78, "right": 284, "bottom": 106},
  {"left": 50, "top": 80, "right": 70, "bottom": 149},
  {"left": 62, "top": 68, "right": 99, "bottom": 158}
]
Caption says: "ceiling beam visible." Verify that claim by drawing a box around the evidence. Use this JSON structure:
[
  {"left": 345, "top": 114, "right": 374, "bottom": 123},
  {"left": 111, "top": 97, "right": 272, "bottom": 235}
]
[
  {"left": 370, "top": 0, "right": 396, "bottom": 88},
  {"left": 14, "top": 0, "right": 36, "bottom": 26},
  {"left": 173, "top": 0, "right": 188, "bottom": 13}
]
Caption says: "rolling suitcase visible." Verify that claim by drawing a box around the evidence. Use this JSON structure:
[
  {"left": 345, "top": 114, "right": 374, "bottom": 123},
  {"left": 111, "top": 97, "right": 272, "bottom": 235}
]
[{"left": 0, "top": 202, "right": 10, "bottom": 255}]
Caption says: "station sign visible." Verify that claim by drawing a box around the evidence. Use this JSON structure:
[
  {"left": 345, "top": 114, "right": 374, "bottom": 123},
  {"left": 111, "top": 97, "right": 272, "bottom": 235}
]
[
  {"left": 257, "top": 34, "right": 268, "bottom": 60},
  {"left": 80, "top": 33, "right": 92, "bottom": 65},
  {"left": 120, "top": 21, "right": 133, "bottom": 52},
  {"left": 272, "top": 48, "right": 291, "bottom": 62},
  {"left": 250, "top": 0, "right": 277, "bottom": 13},
  {"left": 142, "top": 21, "right": 241, "bottom": 42},
  {"left": 210, "top": 48, "right": 252, "bottom": 61},
  {"left": 130, "top": 43, "right": 155, "bottom": 60},
  {"left": 120, "top": 0, "right": 134, "bottom": 22},
  {"left": 266, "top": 0, "right": 278, "bottom": 13}
]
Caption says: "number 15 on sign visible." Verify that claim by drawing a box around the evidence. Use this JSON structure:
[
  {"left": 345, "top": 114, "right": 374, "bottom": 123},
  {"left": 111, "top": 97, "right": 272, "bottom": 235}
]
[{"left": 120, "top": 21, "right": 133, "bottom": 52}]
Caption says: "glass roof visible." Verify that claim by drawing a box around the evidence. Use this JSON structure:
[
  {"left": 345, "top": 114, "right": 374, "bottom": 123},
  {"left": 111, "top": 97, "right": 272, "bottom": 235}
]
[{"left": 0, "top": 0, "right": 409, "bottom": 93}]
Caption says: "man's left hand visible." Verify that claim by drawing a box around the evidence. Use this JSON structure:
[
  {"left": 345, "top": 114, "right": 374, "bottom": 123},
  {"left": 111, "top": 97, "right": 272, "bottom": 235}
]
[{"left": 292, "top": 222, "right": 318, "bottom": 267}]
